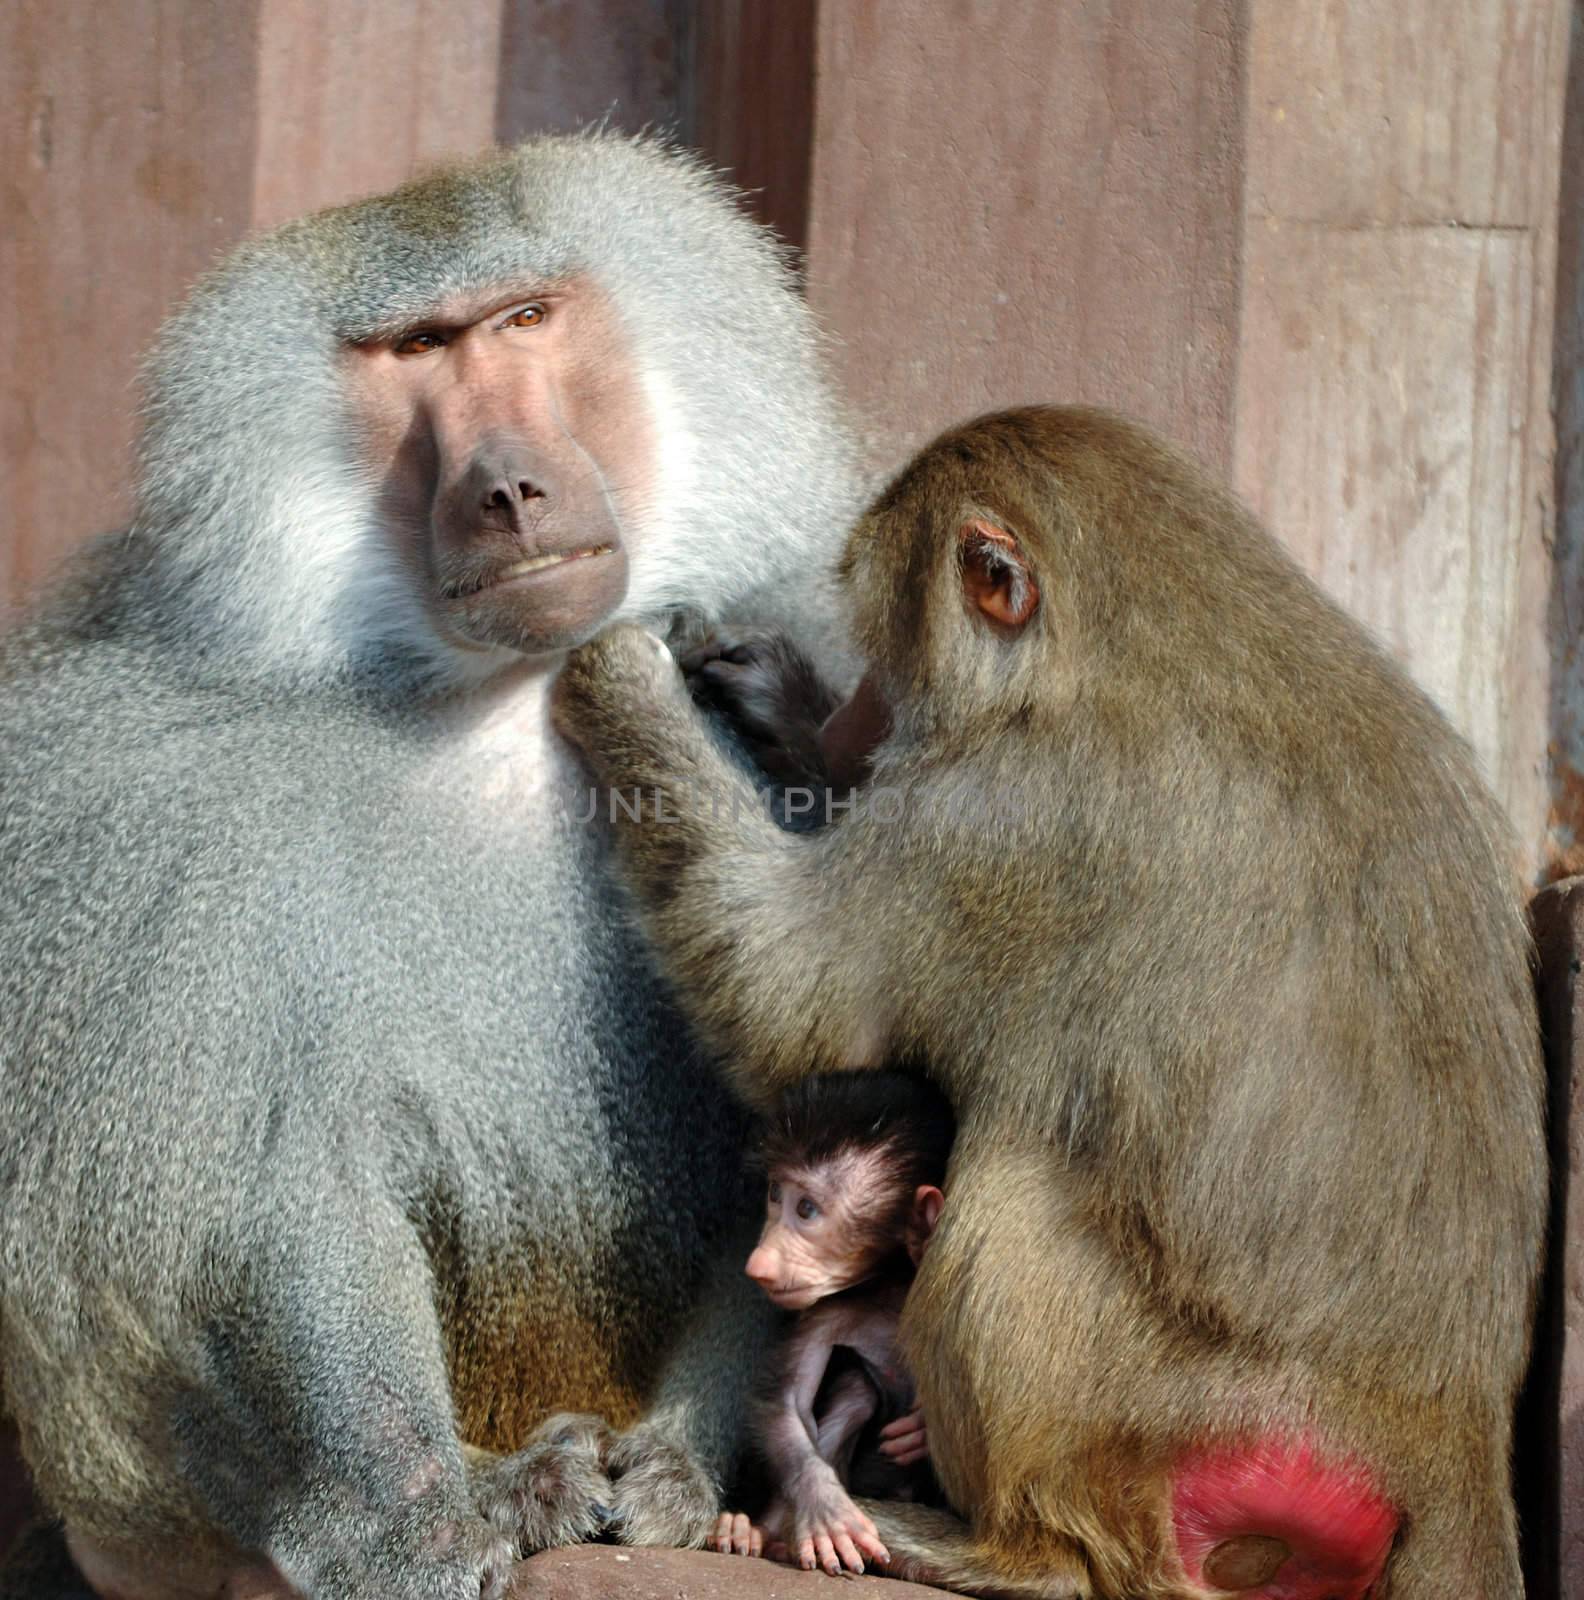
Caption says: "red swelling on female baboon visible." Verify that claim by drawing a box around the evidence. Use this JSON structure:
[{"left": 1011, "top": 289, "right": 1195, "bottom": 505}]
[
  {"left": 708, "top": 1070, "right": 953, "bottom": 1577},
  {"left": 555, "top": 406, "right": 1546, "bottom": 1600}
]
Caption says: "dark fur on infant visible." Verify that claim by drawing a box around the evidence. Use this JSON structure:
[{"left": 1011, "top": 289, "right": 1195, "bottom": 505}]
[{"left": 710, "top": 1070, "right": 955, "bottom": 1576}]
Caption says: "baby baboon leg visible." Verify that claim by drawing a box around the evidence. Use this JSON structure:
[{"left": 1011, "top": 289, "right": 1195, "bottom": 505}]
[{"left": 860, "top": 1500, "right": 1088, "bottom": 1600}]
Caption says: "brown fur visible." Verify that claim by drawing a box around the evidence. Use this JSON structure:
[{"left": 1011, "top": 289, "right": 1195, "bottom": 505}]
[{"left": 554, "top": 406, "right": 1546, "bottom": 1599}]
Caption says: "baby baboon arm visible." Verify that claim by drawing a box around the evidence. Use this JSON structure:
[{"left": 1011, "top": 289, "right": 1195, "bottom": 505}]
[
  {"left": 761, "top": 1318, "right": 844, "bottom": 1483},
  {"left": 555, "top": 625, "right": 897, "bottom": 1085},
  {"left": 813, "top": 1366, "right": 882, "bottom": 1478}
]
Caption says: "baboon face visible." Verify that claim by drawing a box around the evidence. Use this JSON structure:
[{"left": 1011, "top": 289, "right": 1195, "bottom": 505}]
[
  {"left": 745, "top": 1156, "right": 896, "bottom": 1312},
  {"left": 342, "top": 275, "right": 655, "bottom": 659},
  {"left": 745, "top": 1157, "right": 944, "bottom": 1312}
]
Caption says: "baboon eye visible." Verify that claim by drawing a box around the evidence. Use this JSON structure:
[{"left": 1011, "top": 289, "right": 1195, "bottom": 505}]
[
  {"left": 394, "top": 330, "right": 445, "bottom": 356},
  {"left": 768, "top": 1180, "right": 782, "bottom": 1203},
  {"left": 796, "top": 1196, "right": 818, "bottom": 1220},
  {"left": 502, "top": 302, "right": 547, "bottom": 329}
]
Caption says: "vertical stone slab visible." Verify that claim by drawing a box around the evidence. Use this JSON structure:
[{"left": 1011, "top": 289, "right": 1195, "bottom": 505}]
[
  {"left": 1235, "top": 0, "right": 1571, "bottom": 872},
  {"left": 1234, "top": 224, "right": 1544, "bottom": 842},
  {"left": 495, "top": 0, "right": 685, "bottom": 145},
  {"left": 1549, "top": 4, "right": 1584, "bottom": 878},
  {"left": 799, "top": 0, "right": 1247, "bottom": 478},
  {"left": 251, "top": 0, "right": 503, "bottom": 229},
  {"left": 689, "top": 0, "right": 816, "bottom": 247},
  {"left": 0, "top": 0, "right": 261, "bottom": 598}
]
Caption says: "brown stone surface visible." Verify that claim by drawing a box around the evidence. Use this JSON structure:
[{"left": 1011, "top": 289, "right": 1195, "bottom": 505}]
[
  {"left": 509, "top": 1545, "right": 950, "bottom": 1599},
  {"left": 1550, "top": 1, "right": 1584, "bottom": 879}
]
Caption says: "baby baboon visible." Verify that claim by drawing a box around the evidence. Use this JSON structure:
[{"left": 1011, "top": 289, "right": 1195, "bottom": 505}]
[
  {"left": 709, "top": 1070, "right": 953, "bottom": 1577},
  {"left": 555, "top": 406, "right": 1545, "bottom": 1600}
]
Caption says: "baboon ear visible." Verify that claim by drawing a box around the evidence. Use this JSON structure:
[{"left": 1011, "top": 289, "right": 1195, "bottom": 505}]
[{"left": 959, "top": 519, "right": 1039, "bottom": 632}]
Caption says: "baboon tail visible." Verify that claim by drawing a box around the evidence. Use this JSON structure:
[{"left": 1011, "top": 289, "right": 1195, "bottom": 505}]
[{"left": 860, "top": 1499, "right": 1090, "bottom": 1600}]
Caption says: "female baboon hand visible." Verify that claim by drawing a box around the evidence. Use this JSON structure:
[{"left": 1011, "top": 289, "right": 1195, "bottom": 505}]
[
  {"left": 789, "top": 1476, "right": 891, "bottom": 1575},
  {"left": 604, "top": 1422, "right": 720, "bottom": 1550},
  {"left": 877, "top": 1406, "right": 929, "bottom": 1467},
  {"left": 552, "top": 624, "right": 683, "bottom": 756}
]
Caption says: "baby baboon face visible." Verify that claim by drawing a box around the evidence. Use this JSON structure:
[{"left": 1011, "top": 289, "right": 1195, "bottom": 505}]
[{"left": 745, "top": 1150, "right": 944, "bottom": 1312}]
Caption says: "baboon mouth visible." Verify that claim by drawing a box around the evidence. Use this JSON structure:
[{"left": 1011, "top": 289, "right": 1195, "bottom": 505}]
[
  {"left": 765, "top": 1285, "right": 820, "bottom": 1310},
  {"left": 446, "top": 545, "right": 614, "bottom": 600}
]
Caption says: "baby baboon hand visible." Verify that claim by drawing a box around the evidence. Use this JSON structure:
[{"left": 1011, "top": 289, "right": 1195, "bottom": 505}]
[
  {"left": 469, "top": 1412, "right": 615, "bottom": 1555},
  {"left": 708, "top": 1509, "right": 767, "bottom": 1557},
  {"left": 681, "top": 628, "right": 838, "bottom": 787},
  {"left": 790, "top": 1474, "right": 890, "bottom": 1575},
  {"left": 605, "top": 1422, "right": 719, "bottom": 1549},
  {"left": 681, "top": 628, "right": 811, "bottom": 739},
  {"left": 878, "top": 1406, "right": 929, "bottom": 1467},
  {"left": 554, "top": 624, "right": 681, "bottom": 748}
]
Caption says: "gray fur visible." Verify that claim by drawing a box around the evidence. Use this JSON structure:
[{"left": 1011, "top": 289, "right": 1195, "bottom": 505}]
[{"left": 0, "top": 131, "right": 864, "bottom": 1598}]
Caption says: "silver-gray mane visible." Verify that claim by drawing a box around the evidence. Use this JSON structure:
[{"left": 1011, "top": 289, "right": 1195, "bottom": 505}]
[{"left": 119, "top": 131, "right": 860, "bottom": 692}]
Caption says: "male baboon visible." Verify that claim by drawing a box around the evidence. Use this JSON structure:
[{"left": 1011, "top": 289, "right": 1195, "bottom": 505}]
[
  {"left": 0, "top": 133, "right": 864, "bottom": 1599},
  {"left": 555, "top": 406, "right": 1546, "bottom": 1600}
]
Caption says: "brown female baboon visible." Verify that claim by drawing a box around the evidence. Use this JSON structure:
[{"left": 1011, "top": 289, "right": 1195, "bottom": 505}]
[{"left": 554, "top": 406, "right": 1545, "bottom": 1600}]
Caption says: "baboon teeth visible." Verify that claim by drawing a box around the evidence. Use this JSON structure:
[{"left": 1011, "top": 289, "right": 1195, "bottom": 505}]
[
  {"left": 452, "top": 545, "right": 614, "bottom": 597},
  {"left": 499, "top": 545, "right": 611, "bottom": 579}
]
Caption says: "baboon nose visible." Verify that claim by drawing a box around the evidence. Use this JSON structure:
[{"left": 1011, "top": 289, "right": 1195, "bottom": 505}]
[
  {"left": 482, "top": 477, "right": 546, "bottom": 540},
  {"left": 458, "top": 450, "right": 550, "bottom": 539},
  {"left": 745, "top": 1251, "right": 777, "bottom": 1286},
  {"left": 484, "top": 478, "right": 545, "bottom": 513}
]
